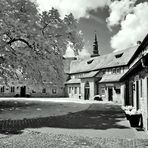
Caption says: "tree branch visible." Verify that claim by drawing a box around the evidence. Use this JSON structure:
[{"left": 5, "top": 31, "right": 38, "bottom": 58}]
[{"left": 7, "top": 38, "right": 33, "bottom": 49}]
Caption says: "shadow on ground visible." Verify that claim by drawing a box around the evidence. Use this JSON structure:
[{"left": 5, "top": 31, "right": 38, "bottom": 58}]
[{"left": 0, "top": 104, "right": 129, "bottom": 135}]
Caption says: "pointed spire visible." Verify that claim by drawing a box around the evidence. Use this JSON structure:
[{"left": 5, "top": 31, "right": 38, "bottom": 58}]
[{"left": 91, "top": 32, "right": 100, "bottom": 57}]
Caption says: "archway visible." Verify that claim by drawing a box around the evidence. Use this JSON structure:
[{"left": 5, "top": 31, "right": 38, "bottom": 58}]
[{"left": 84, "top": 81, "right": 90, "bottom": 100}]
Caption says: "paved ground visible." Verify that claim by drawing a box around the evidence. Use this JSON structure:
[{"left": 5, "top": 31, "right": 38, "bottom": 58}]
[
  {"left": 0, "top": 100, "right": 89, "bottom": 120},
  {"left": 0, "top": 98, "right": 148, "bottom": 147},
  {"left": 0, "top": 97, "right": 112, "bottom": 104}
]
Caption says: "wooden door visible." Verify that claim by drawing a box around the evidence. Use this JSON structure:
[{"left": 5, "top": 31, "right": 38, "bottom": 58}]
[{"left": 108, "top": 88, "right": 113, "bottom": 101}]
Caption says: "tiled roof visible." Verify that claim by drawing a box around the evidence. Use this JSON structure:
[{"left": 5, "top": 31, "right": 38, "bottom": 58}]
[
  {"left": 100, "top": 73, "right": 125, "bottom": 83},
  {"left": 70, "top": 46, "right": 138, "bottom": 74},
  {"left": 79, "top": 71, "right": 99, "bottom": 78},
  {"left": 65, "top": 78, "right": 81, "bottom": 84}
]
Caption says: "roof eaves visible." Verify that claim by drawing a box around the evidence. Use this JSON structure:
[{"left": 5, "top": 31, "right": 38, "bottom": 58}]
[{"left": 128, "top": 34, "right": 148, "bottom": 65}]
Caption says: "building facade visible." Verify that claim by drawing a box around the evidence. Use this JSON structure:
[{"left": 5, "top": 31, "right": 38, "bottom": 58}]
[
  {"left": 0, "top": 84, "right": 65, "bottom": 97},
  {"left": 65, "top": 35, "right": 139, "bottom": 104},
  {"left": 121, "top": 34, "right": 148, "bottom": 130}
]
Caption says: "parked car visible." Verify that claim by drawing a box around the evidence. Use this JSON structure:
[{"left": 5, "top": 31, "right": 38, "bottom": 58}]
[{"left": 93, "top": 95, "right": 103, "bottom": 101}]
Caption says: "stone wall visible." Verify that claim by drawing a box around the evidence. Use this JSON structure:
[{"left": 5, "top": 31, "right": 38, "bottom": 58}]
[{"left": 127, "top": 68, "right": 148, "bottom": 130}]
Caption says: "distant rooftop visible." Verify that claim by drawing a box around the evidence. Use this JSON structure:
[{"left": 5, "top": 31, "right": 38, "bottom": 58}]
[{"left": 69, "top": 45, "right": 139, "bottom": 74}]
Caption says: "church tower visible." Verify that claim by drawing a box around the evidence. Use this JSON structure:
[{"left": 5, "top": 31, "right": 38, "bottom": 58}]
[{"left": 91, "top": 33, "right": 100, "bottom": 57}]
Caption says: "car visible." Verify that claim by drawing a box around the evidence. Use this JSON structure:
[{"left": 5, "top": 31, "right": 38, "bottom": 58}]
[{"left": 93, "top": 95, "right": 103, "bottom": 101}]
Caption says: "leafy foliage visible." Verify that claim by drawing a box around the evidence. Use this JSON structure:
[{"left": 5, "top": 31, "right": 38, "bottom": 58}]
[{"left": 0, "top": 0, "right": 83, "bottom": 88}]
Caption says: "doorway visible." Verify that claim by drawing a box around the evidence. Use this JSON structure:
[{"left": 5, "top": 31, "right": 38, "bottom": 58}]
[
  {"left": 108, "top": 88, "right": 113, "bottom": 101},
  {"left": 20, "top": 86, "right": 26, "bottom": 97},
  {"left": 84, "top": 82, "right": 90, "bottom": 100},
  {"left": 136, "top": 81, "right": 139, "bottom": 110}
]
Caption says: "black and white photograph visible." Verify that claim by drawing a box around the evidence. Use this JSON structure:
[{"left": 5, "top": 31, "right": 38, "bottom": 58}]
[{"left": 0, "top": 0, "right": 148, "bottom": 147}]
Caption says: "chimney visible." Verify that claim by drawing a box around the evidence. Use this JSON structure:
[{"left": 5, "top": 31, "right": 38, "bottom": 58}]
[{"left": 137, "top": 41, "right": 142, "bottom": 45}]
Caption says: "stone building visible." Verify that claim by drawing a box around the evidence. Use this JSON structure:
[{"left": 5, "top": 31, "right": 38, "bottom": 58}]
[
  {"left": 65, "top": 35, "right": 139, "bottom": 104},
  {"left": 121, "top": 33, "right": 148, "bottom": 130},
  {"left": 0, "top": 82, "right": 65, "bottom": 98}
]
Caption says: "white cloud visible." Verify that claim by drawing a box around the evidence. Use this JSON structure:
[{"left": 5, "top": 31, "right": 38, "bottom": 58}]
[
  {"left": 108, "top": 1, "right": 148, "bottom": 51},
  {"left": 36, "top": 0, "right": 148, "bottom": 52},
  {"left": 64, "top": 42, "right": 75, "bottom": 58},
  {"left": 36, "top": 0, "right": 111, "bottom": 19},
  {"left": 107, "top": 0, "right": 136, "bottom": 26},
  {"left": 78, "top": 48, "right": 90, "bottom": 59},
  {"left": 64, "top": 42, "right": 90, "bottom": 59}
]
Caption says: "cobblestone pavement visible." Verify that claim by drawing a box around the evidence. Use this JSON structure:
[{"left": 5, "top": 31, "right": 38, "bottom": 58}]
[{"left": 0, "top": 101, "right": 148, "bottom": 147}]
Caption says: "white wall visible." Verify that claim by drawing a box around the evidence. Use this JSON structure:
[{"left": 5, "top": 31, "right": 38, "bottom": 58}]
[{"left": 66, "top": 84, "right": 81, "bottom": 99}]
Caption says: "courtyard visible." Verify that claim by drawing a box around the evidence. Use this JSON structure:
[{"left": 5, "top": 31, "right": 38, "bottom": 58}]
[{"left": 0, "top": 98, "right": 148, "bottom": 147}]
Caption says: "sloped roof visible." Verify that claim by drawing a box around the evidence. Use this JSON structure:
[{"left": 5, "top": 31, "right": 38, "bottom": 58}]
[
  {"left": 70, "top": 46, "right": 138, "bottom": 74},
  {"left": 100, "top": 73, "right": 125, "bottom": 83},
  {"left": 65, "top": 78, "right": 81, "bottom": 84},
  {"left": 79, "top": 71, "right": 99, "bottom": 78},
  {"left": 129, "top": 34, "right": 148, "bottom": 65}
]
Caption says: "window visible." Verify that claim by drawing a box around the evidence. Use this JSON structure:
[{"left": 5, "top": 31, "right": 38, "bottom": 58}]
[
  {"left": 102, "top": 70, "right": 106, "bottom": 74},
  {"left": 69, "top": 87, "right": 71, "bottom": 93},
  {"left": 52, "top": 89, "right": 56, "bottom": 94},
  {"left": 32, "top": 90, "right": 36, "bottom": 93},
  {"left": 11, "top": 86, "right": 15, "bottom": 93},
  {"left": 87, "top": 59, "right": 94, "bottom": 64},
  {"left": 140, "top": 79, "right": 143, "bottom": 97},
  {"left": 112, "top": 68, "right": 116, "bottom": 74},
  {"left": 42, "top": 88, "right": 46, "bottom": 93},
  {"left": 74, "top": 87, "right": 77, "bottom": 94},
  {"left": 115, "top": 53, "right": 123, "bottom": 58},
  {"left": 116, "top": 68, "right": 121, "bottom": 74},
  {"left": 1, "top": 86, "right": 4, "bottom": 92},
  {"left": 101, "top": 87, "right": 105, "bottom": 94},
  {"left": 79, "top": 87, "right": 81, "bottom": 94},
  {"left": 116, "top": 89, "right": 121, "bottom": 94}
]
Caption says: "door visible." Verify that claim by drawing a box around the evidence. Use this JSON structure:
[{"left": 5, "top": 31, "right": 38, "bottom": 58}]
[
  {"left": 136, "top": 81, "right": 139, "bottom": 110},
  {"left": 84, "top": 88, "right": 90, "bottom": 100},
  {"left": 84, "top": 82, "right": 90, "bottom": 100},
  {"left": 129, "top": 81, "right": 134, "bottom": 106},
  {"left": 20, "top": 86, "right": 26, "bottom": 97},
  {"left": 108, "top": 88, "right": 113, "bottom": 101}
]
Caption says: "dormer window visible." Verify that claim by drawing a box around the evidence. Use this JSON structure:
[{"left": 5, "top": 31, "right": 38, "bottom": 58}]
[
  {"left": 42, "top": 88, "right": 46, "bottom": 93},
  {"left": 87, "top": 59, "right": 94, "bottom": 64},
  {"left": 115, "top": 53, "right": 123, "bottom": 58}
]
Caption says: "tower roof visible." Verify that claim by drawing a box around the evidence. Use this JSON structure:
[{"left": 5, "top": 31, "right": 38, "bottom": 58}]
[{"left": 91, "top": 33, "right": 100, "bottom": 57}]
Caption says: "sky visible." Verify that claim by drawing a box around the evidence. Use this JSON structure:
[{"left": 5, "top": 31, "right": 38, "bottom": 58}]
[{"left": 35, "top": 0, "right": 148, "bottom": 57}]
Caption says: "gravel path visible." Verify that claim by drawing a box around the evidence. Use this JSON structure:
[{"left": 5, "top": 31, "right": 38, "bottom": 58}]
[{"left": 0, "top": 130, "right": 148, "bottom": 148}]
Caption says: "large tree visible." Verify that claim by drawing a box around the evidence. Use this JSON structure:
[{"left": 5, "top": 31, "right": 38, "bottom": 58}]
[{"left": 0, "top": 0, "right": 83, "bottom": 88}]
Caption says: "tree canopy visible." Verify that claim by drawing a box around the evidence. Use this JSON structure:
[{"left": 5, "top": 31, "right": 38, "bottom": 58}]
[{"left": 0, "top": 0, "right": 83, "bottom": 88}]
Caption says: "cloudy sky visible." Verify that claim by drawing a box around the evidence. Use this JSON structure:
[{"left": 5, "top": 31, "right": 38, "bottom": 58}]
[{"left": 36, "top": 0, "right": 148, "bottom": 56}]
